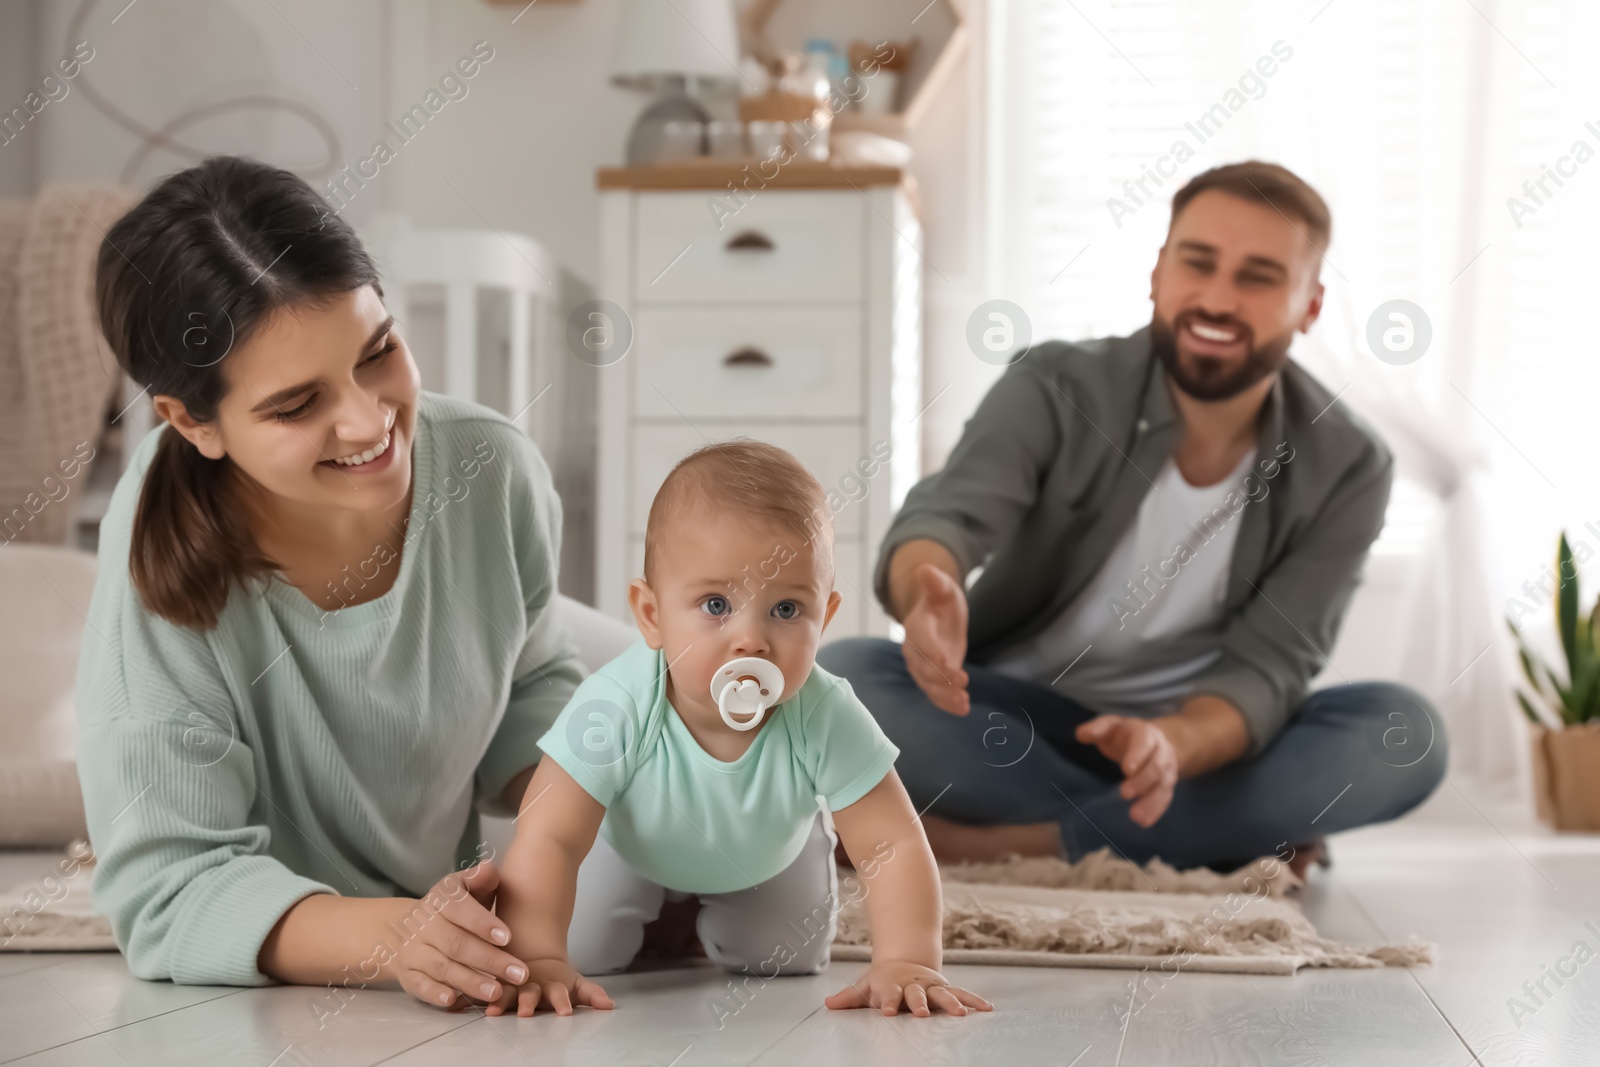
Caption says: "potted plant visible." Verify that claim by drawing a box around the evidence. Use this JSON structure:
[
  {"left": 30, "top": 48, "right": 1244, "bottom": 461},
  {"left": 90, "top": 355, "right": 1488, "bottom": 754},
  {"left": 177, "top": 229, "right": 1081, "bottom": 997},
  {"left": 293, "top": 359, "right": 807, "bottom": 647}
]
[{"left": 1509, "top": 532, "right": 1600, "bottom": 830}]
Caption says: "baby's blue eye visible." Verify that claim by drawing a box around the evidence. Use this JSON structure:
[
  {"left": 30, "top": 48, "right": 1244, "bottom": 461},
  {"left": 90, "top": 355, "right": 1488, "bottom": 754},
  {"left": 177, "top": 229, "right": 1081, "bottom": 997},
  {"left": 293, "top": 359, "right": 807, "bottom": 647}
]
[
  {"left": 772, "top": 601, "right": 799, "bottom": 620},
  {"left": 701, "top": 596, "right": 731, "bottom": 617}
]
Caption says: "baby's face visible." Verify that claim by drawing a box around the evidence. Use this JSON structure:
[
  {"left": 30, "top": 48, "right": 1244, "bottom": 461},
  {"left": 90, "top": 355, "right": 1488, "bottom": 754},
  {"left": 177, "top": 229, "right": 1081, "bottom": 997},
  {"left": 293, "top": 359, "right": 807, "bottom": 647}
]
[{"left": 628, "top": 513, "right": 843, "bottom": 732}]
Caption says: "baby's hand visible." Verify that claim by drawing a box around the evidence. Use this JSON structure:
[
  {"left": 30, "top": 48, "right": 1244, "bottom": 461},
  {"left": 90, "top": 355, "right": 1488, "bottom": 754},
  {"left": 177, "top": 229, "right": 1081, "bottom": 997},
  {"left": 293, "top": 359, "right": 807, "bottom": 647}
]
[
  {"left": 482, "top": 958, "right": 615, "bottom": 1017},
  {"left": 823, "top": 959, "right": 993, "bottom": 1017}
]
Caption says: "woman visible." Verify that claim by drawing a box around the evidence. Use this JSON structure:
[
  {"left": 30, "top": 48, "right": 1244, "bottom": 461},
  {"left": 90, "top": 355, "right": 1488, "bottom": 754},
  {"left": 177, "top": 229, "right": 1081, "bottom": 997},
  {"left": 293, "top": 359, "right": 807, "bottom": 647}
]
[{"left": 76, "top": 155, "right": 579, "bottom": 1011}]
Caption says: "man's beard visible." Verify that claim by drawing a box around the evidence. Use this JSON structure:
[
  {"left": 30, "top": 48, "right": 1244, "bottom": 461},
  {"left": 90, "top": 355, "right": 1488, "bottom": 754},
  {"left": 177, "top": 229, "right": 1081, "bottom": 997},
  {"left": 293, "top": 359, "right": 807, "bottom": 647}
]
[{"left": 1150, "top": 310, "right": 1294, "bottom": 402}]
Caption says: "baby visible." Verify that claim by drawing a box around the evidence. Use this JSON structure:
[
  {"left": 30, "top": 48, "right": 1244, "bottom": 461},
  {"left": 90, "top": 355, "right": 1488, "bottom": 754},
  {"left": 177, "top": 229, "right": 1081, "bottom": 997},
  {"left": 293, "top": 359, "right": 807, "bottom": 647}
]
[{"left": 486, "top": 439, "right": 992, "bottom": 1019}]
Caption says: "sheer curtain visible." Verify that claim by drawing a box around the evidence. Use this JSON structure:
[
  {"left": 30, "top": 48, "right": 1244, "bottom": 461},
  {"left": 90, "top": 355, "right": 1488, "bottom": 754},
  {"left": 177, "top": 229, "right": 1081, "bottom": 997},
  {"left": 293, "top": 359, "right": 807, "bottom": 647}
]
[{"left": 989, "top": 0, "right": 1600, "bottom": 799}]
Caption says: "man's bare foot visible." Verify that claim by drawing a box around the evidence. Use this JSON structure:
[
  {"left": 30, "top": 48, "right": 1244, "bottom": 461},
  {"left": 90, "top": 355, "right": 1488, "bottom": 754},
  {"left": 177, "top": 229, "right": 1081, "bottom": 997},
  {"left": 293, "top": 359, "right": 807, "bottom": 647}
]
[{"left": 1284, "top": 836, "right": 1330, "bottom": 881}]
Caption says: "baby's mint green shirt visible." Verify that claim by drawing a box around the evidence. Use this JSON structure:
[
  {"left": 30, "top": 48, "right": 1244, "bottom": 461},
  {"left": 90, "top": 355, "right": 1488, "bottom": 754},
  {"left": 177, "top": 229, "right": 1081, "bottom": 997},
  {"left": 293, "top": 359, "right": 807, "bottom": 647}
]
[{"left": 536, "top": 638, "right": 900, "bottom": 894}]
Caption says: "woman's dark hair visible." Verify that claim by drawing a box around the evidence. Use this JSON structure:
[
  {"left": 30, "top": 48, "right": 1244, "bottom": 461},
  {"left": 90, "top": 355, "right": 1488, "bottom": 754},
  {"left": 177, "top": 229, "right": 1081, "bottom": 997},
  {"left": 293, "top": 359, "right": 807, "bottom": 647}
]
[{"left": 96, "top": 155, "right": 384, "bottom": 630}]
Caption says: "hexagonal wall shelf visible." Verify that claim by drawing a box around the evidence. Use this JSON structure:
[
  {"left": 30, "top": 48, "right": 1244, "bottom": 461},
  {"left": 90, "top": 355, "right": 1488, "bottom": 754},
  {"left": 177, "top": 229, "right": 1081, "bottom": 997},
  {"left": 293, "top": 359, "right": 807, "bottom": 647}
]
[{"left": 738, "top": 0, "right": 969, "bottom": 138}]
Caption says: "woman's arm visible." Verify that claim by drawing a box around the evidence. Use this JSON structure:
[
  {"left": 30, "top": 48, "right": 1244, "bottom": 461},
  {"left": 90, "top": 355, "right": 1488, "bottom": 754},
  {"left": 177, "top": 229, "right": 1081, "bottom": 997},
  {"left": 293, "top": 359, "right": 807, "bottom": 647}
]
[
  {"left": 826, "top": 771, "right": 993, "bottom": 1018},
  {"left": 485, "top": 755, "right": 616, "bottom": 1016},
  {"left": 258, "top": 862, "right": 532, "bottom": 1009},
  {"left": 258, "top": 893, "right": 404, "bottom": 985},
  {"left": 75, "top": 611, "right": 532, "bottom": 1003}
]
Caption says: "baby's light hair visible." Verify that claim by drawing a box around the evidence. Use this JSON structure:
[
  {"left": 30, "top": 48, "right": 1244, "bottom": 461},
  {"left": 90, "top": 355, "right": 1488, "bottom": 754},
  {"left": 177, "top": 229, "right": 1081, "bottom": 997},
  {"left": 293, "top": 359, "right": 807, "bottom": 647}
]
[{"left": 643, "top": 439, "right": 835, "bottom": 597}]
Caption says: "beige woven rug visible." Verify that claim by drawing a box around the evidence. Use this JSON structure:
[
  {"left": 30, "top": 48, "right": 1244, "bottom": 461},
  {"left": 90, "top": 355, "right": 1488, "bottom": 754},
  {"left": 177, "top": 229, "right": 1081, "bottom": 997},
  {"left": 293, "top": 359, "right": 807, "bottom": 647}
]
[
  {"left": 831, "top": 850, "right": 1436, "bottom": 975},
  {"left": 4, "top": 845, "right": 1435, "bottom": 973},
  {"left": 1, "top": 842, "right": 115, "bottom": 952}
]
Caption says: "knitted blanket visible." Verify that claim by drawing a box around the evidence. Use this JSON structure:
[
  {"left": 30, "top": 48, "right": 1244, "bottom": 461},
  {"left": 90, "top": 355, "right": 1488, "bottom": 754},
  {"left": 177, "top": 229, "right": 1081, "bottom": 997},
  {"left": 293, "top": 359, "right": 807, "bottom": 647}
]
[{"left": 0, "top": 183, "right": 136, "bottom": 546}]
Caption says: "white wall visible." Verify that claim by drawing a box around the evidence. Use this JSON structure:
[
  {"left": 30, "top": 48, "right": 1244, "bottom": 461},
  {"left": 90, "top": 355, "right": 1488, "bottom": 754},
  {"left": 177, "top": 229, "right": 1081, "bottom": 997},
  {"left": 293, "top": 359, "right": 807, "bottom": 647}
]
[
  {"left": 384, "top": 0, "right": 636, "bottom": 289},
  {"left": 4, "top": 0, "right": 637, "bottom": 296},
  {"left": 0, "top": 1, "right": 41, "bottom": 198},
  {"left": 27, "top": 0, "right": 387, "bottom": 204}
]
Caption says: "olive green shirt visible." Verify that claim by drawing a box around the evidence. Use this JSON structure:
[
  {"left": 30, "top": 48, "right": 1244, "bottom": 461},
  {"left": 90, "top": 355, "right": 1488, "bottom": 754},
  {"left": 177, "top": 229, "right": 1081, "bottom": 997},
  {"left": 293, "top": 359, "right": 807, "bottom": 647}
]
[{"left": 872, "top": 327, "right": 1393, "bottom": 756}]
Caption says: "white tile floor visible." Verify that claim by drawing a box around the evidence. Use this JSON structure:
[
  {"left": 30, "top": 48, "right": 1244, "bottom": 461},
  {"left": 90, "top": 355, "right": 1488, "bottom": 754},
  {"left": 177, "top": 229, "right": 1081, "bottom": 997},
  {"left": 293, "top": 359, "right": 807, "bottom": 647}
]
[{"left": 1, "top": 782, "right": 1594, "bottom": 1066}]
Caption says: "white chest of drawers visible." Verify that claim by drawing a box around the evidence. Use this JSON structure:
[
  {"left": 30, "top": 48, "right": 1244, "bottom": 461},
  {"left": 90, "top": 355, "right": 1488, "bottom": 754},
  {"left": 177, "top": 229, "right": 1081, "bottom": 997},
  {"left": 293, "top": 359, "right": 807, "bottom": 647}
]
[{"left": 593, "top": 163, "right": 923, "bottom": 639}]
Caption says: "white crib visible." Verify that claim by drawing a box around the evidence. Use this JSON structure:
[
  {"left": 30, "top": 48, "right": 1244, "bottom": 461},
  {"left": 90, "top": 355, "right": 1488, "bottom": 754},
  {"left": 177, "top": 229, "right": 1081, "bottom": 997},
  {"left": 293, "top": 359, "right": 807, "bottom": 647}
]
[{"left": 373, "top": 219, "right": 561, "bottom": 438}]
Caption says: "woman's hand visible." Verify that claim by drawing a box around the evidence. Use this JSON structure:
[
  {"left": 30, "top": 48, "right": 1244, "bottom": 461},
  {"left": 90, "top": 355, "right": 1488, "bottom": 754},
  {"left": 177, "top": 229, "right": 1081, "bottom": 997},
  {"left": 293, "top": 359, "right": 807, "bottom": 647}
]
[
  {"left": 387, "top": 861, "right": 533, "bottom": 1010},
  {"left": 824, "top": 959, "right": 993, "bottom": 1017},
  {"left": 482, "top": 957, "right": 615, "bottom": 1017},
  {"left": 900, "top": 563, "right": 971, "bottom": 715}
]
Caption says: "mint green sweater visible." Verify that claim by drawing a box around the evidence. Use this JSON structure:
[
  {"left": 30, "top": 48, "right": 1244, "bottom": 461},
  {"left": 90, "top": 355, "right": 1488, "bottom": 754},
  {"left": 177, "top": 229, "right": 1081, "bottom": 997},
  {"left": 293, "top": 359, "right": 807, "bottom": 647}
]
[{"left": 73, "top": 391, "right": 585, "bottom": 986}]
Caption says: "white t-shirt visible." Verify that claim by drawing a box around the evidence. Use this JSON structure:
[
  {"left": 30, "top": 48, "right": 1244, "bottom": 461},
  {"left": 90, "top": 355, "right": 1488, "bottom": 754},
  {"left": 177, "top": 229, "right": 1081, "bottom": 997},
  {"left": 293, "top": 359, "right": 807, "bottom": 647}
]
[{"left": 987, "top": 448, "right": 1257, "bottom": 714}]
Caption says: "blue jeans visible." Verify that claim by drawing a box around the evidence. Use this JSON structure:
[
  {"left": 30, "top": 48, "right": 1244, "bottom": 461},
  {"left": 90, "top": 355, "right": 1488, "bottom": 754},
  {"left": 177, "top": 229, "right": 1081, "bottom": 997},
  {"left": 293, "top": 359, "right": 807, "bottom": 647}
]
[{"left": 816, "top": 637, "right": 1448, "bottom": 870}]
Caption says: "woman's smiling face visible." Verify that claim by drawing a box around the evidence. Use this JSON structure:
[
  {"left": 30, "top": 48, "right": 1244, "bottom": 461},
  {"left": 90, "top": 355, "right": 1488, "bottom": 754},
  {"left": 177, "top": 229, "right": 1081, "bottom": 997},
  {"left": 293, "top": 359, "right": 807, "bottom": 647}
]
[{"left": 157, "top": 285, "right": 421, "bottom": 519}]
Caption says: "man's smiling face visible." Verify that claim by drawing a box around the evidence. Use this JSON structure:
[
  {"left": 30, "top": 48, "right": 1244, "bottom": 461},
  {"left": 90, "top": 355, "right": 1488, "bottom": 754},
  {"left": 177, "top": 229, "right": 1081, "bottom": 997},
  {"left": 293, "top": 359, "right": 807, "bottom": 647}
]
[{"left": 1148, "top": 188, "right": 1326, "bottom": 402}]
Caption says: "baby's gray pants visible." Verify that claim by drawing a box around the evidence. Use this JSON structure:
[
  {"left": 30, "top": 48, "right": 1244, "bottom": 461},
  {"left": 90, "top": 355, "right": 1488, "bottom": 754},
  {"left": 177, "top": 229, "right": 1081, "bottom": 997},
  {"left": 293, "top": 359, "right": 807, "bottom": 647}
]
[{"left": 566, "top": 810, "right": 839, "bottom": 977}]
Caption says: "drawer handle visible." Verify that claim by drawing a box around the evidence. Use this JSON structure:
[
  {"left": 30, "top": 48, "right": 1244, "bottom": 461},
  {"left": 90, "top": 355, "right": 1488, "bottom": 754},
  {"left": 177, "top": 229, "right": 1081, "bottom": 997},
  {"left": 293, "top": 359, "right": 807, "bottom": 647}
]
[
  {"left": 723, "top": 347, "right": 774, "bottom": 368},
  {"left": 725, "top": 230, "right": 775, "bottom": 253}
]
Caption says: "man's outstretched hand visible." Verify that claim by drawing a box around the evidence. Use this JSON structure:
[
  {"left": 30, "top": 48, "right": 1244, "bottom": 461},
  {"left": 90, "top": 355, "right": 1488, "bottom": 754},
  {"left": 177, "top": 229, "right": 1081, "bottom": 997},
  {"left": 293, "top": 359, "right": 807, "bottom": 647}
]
[
  {"left": 899, "top": 563, "right": 971, "bottom": 715},
  {"left": 1075, "top": 715, "right": 1180, "bottom": 827}
]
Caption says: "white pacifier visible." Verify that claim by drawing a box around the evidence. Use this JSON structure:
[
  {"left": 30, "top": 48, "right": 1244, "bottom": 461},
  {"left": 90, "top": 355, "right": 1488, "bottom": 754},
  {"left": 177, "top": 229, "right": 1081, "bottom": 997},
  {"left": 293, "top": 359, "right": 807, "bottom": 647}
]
[{"left": 709, "top": 657, "right": 786, "bottom": 732}]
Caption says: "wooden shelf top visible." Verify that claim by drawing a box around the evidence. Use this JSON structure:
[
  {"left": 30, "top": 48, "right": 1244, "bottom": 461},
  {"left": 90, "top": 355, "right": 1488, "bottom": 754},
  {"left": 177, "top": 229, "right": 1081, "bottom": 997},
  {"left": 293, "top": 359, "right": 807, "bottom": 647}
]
[{"left": 597, "top": 159, "right": 909, "bottom": 191}]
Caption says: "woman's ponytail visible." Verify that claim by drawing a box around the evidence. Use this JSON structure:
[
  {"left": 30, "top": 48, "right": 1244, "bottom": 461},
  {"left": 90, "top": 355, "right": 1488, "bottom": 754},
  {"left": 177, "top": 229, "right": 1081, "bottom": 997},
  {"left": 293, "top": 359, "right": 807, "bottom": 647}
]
[{"left": 128, "top": 426, "right": 273, "bottom": 631}]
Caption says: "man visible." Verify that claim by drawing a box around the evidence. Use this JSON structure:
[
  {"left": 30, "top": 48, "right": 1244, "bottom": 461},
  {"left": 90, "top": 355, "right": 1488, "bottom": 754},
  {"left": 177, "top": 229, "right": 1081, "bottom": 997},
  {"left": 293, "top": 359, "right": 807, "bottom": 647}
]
[{"left": 818, "top": 161, "right": 1446, "bottom": 877}]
